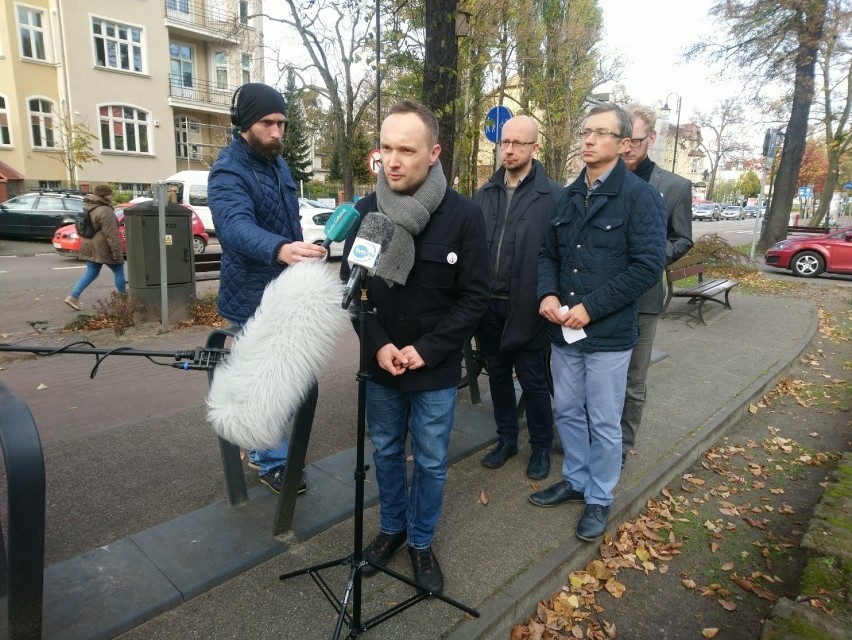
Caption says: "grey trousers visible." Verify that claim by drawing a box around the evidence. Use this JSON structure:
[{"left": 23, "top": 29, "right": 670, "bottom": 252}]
[{"left": 620, "top": 312, "right": 659, "bottom": 451}]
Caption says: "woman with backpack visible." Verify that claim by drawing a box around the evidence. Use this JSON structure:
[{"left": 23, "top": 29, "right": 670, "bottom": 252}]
[{"left": 64, "top": 184, "right": 126, "bottom": 310}]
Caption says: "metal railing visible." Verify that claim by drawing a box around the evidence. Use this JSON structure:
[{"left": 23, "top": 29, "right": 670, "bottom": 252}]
[
  {"left": 0, "top": 381, "right": 46, "bottom": 639},
  {"left": 164, "top": 0, "right": 240, "bottom": 32},
  {"left": 168, "top": 76, "right": 232, "bottom": 107}
]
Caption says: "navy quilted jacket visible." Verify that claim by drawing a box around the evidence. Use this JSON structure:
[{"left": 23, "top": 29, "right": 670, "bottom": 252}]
[
  {"left": 537, "top": 158, "right": 666, "bottom": 352},
  {"left": 209, "top": 132, "right": 302, "bottom": 323}
]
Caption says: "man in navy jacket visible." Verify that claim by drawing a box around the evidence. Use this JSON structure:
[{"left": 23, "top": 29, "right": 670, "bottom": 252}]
[
  {"left": 530, "top": 103, "right": 666, "bottom": 542},
  {"left": 209, "top": 83, "right": 326, "bottom": 494}
]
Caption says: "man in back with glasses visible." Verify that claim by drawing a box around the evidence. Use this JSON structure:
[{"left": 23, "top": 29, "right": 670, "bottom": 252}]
[
  {"left": 619, "top": 104, "right": 693, "bottom": 468},
  {"left": 474, "top": 115, "right": 562, "bottom": 480},
  {"left": 530, "top": 103, "right": 666, "bottom": 542}
]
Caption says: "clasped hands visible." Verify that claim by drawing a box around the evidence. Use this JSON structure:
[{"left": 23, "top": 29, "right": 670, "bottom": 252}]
[
  {"left": 277, "top": 241, "right": 326, "bottom": 265},
  {"left": 376, "top": 343, "right": 425, "bottom": 376},
  {"left": 539, "top": 295, "right": 590, "bottom": 330}
]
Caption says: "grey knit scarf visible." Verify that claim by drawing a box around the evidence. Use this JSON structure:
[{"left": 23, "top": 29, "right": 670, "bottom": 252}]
[{"left": 373, "top": 160, "right": 447, "bottom": 286}]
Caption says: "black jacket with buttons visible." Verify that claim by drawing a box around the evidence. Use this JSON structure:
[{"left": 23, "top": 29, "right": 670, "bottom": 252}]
[
  {"left": 341, "top": 189, "right": 490, "bottom": 392},
  {"left": 537, "top": 158, "right": 666, "bottom": 352}
]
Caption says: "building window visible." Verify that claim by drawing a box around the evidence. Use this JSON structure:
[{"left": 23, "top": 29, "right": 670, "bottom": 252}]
[
  {"left": 92, "top": 18, "right": 144, "bottom": 73},
  {"left": 241, "top": 54, "right": 250, "bottom": 84},
  {"left": 169, "top": 42, "right": 195, "bottom": 98},
  {"left": 99, "top": 105, "right": 150, "bottom": 154},
  {"left": 175, "top": 116, "right": 201, "bottom": 159},
  {"left": 0, "top": 96, "right": 11, "bottom": 146},
  {"left": 239, "top": 1, "right": 249, "bottom": 24},
  {"left": 214, "top": 51, "right": 228, "bottom": 90},
  {"left": 17, "top": 5, "right": 47, "bottom": 61},
  {"left": 28, "top": 98, "right": 55, "bottom": 148}
]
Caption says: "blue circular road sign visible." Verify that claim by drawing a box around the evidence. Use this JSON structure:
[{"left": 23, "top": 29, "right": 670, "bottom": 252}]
[
  {"left": 844, "top": 181, "right": 852, "bottom": 190},
  {"left": 484, "top": 106, "right": 513, "bottom": 144}
]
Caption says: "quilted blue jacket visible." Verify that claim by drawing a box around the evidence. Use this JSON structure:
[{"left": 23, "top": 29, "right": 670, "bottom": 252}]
[
  {"left": 537, "top": 158, "right": 666, "bottom": 352},
  {"left": 209, "top": 132, "right": 302, "bottom": 323}
]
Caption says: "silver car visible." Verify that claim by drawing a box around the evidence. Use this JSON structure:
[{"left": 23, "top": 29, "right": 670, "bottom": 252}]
[
  {"left": 721, "top": 206, "right": 745, "bottom": 220},
  {"left": 693, "top": 203, "right": 722, "bottom": 221}
]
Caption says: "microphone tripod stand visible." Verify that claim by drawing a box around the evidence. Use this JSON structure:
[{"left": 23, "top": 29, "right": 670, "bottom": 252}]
[{"left": 278, "top": 287, "right": 479, "bottom": 639}]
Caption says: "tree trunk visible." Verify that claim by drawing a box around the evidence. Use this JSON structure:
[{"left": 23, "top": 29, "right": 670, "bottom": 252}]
[
  {"left": 758, "top": 0, "right": 828, "bottom": 252},
  {"left": 423, "top": 0, "right": 459, "bottom": 185}
]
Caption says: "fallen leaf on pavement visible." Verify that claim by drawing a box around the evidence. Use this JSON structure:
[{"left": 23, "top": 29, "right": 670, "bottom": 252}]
[
  {"left": 37, "top": 383, "right": 48, "bottom": 390},
  {"left": 718, "top": 598, "right": 737, "bottom": 611},
  {"left": 702, "top": 628, "right": 719, "bottom": 638},
  {"left": 478, "top": 490, "right": 489, "bottom": 505},
  {"left": 604, "top": 578, "right": 626, "bottom": 598},
  {"left": 721, "top": 562, "right": 734, "bottom": 571}
]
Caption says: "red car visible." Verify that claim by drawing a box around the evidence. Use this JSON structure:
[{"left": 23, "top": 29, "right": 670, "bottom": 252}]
[
  {"left": 764, "top": 225, "right": 852, "bottom": 278},
  {"left": 53, "top": 203, "right": 209, "bottom": 257}
]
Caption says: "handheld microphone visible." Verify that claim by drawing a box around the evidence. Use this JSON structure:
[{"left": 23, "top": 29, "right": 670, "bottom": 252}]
[
  {"left": 206, "top": 259, "right": 350, "bottom": 451},
  {"left": 321, "top": 203, "right": 360, "bottom": 249},
  {"left": 343, "top": 212, "right": 395, "bottom": 308}
]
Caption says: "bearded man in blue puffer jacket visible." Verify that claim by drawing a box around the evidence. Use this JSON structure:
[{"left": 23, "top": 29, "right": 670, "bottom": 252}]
[{"left": 208, "top": 83, "right": 326, "bottom": 494}]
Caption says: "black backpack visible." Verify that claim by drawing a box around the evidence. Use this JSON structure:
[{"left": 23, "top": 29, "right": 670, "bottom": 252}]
[{"left": 75, "top": 211, "right": 96, "bottom": 239}]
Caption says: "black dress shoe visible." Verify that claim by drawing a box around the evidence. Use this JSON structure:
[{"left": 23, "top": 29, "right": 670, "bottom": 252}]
[
  {"left": 528, "top": 480, "right": 585, "bottom": 507},
  {"left": 576, "top": 504, "right": 610, "bottom": 541},
  {"left": 481, "top": 441, "right": 518, "bottom": 469}
]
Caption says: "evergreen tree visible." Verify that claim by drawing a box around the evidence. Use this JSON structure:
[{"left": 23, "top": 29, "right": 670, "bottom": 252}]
[{"left": 280, "top": 68, "right": 313, "bottom": 183}]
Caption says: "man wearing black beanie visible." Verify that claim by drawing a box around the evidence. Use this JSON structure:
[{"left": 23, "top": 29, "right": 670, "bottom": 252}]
[{"left": 209, "top": 83, "right": 326, "bottom": 494}]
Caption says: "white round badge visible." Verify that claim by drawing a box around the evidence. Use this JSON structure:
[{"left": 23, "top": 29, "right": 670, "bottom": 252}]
[{"left": 447, "top": 252, "right": 458, "bottom": 265}]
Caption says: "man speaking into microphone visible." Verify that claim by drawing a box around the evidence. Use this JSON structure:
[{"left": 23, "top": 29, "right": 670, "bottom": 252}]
[
  {"left": 341, "top": 100, "right": 489, "bottom": 593},
  {"left": 209, "top": 82, "right": 326, "bottom": 494}
]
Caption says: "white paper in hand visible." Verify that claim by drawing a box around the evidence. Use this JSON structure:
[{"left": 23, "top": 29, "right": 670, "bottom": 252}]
[{"left": 558, "top": 305, "right": 587, "bottom": 344}]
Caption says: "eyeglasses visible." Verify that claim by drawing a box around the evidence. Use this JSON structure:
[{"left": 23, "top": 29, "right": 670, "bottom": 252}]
[
  {"left": 577, "top": 128, "right": 623, "bottom": 140},
  {"left": 628, "top": 135, "right": 649, "bottom": 148},
  {"left": 499, "top": 140, "right": 537, "bottom": 149}
]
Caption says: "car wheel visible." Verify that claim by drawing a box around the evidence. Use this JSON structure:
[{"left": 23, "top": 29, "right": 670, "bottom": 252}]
[
  {"left": 193, "top": 236, "right": 206, "bottom": 255},
  {"left": 791, "top": 251, "right": 825, "bottom": 278}
]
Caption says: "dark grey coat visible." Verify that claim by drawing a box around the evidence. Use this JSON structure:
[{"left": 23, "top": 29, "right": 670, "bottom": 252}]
[
  {"left": 636, "top": 164, "right": 694, "bottom": 313},
  {"left": 474, "top": 160, "right": 562, "bottom": 351}
]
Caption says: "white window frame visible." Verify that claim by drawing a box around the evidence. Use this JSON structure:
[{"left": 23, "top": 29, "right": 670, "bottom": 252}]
[
  {"left": 98, "top": 104, "right": 152, "bottom": 155},
  {"left": 16, "top": 3, "right": 49, "bottom": 62},
  {"left": 0, "top": 95, "right": 12, "bottom": 147},
  {"left": 213, "top": 50, "right": 228, "bottom": 91},
  {"left": 91, "top": 15, "right": 145, "bottom": 74},
  {"left": 27, "top": 96, "right": 55, "bottom": 149},
  {"left": 241, "top": 53, "right": 251, "bottom": 84},
  {"left": 174, "top": 116, "right": 202, "bottom": 159},
  {"left": 169, "top": 41, "right": 196, "bottom": 99}
]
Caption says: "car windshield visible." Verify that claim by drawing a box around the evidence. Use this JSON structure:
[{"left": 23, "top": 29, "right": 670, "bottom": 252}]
[{"left": 696, "top": 205, "right": 713, "bottom": 210}]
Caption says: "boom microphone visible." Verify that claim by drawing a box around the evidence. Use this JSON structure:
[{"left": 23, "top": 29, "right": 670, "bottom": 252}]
[
  {"left": 343, "top": 212, "right": 395, "bottom": 308},
  {"left": 206, "top": 259, "right": 350, "bottom": 451},
  {"left": 321, "top": 202, "right": 360, "bottom": 249}
]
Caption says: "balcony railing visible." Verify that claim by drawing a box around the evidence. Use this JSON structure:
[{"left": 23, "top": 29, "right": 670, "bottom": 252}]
[
  {"left": 169, "top": 75, "right": 232, "bottom": 108},
  {"left": 164, "top": 0, "right": 241, "bottom": 34}
]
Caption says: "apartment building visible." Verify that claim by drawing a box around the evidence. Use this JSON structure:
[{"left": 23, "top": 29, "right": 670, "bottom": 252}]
[{"left": 0, "top": 0, "right": 264, "bottom": 198}]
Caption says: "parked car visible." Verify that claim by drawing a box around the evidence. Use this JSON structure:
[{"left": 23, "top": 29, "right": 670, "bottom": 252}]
[
  {"left": 52, "top": 203, "right": 209, "bottom": 257},
  {"left": 299, "top": 205, "right": 345, "bottom": 258},
  {"left": 693, "top": 203, "right": 722, "bottom": 221},
  {"left": 721, "top": 205, "right": 745, "bottom": 220},
  {"left": 0, "top": 191, "right": 84, "bottom": 239},
  {"left": 764, "top": 225, "right": 852, "bottom": 278},
  {"left": 743, "top": 205, "right": 760, "bottom": 218}
]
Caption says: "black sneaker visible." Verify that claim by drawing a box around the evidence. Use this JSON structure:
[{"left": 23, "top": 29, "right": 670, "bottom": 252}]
[
  {"left": 259, "top": 465, "right": 307, "bottom": 495},
  {"left": 481, "top": 441, "right": 518, "bottom": 469},
  {"left": 526, "top": 449, "right": 551, "bottom": 479},
  {"left": 362, "top": 529, "right": 407, "bottom": 576},
  {"left": 408, "top": 545, "right": 444, "bottom": 594}
]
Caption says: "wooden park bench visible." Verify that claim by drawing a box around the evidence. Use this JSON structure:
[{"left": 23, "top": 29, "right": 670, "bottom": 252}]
[{"left": 661, "top": 254, "right": 738, "bottom": 325}]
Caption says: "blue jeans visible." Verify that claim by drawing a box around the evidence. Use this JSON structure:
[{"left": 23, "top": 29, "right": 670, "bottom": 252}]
[
  {"left": 551, "top": 343, "right": 631, "bottom": 506},
  {"left": 229, "top": 323, "right": 289, "bottom": 474},
  {"left": 70, "top": 261, "right": 126, "bottom": 298},
  {"left": 366, "top": 381, "right": 457, "bottom": 549},
  {"left": 480, "top": 298, "right": 553, "bottom": 452}
]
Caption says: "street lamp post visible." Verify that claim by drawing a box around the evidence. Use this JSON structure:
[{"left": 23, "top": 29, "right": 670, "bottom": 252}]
[{"left": 661, "top": 93, "right": 682, "bottom": 174}]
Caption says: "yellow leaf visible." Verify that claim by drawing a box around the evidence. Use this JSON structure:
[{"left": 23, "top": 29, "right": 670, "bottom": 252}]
[
  {"left": 702, "top": 628, "right": 719, "bottom": 638},
  {"left": 635, "top": 547, "right": 651, "bottom": 562},
  {"left": 710, "top": 542, "right": 719, "bottom": 553},
  {"left": 682, "top": 578, "right": 696, "bottom": 589},
  {"left": 566, "top": 594, "right": 581, "bottom": 609},
  {"left": 586, "top": 560, "right": 612, "bottom": 580},
  {"left": 747, "top": 403, "right": 758, "bottom": 414},
  {"left": 605, "top": 578, "right": 626, "bottom": 598},
  {"left": 37, "top": 383, "right": 48, "bottom": 390},
  {"left": 568, "top": 572, "right": 585, "bottom": 589}
]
